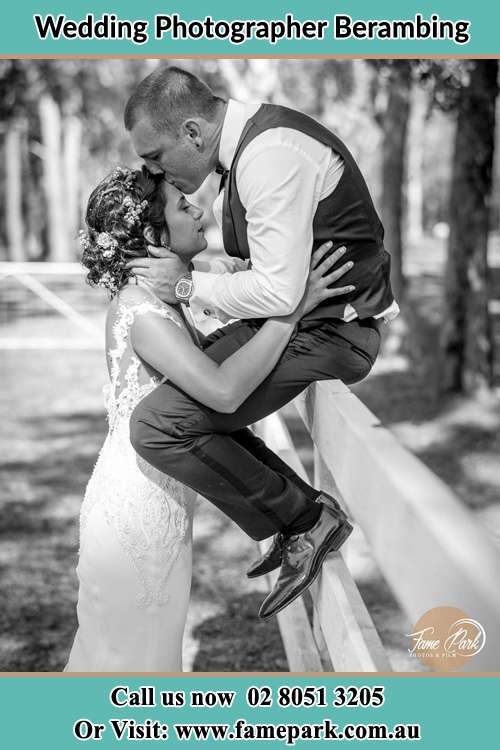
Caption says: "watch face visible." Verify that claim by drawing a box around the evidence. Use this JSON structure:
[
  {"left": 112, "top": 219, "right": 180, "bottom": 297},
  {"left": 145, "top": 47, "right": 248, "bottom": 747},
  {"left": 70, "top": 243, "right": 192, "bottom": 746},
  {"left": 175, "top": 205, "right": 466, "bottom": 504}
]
[{"left": 176, "top": 278, "right": 193, "bottom": 299}]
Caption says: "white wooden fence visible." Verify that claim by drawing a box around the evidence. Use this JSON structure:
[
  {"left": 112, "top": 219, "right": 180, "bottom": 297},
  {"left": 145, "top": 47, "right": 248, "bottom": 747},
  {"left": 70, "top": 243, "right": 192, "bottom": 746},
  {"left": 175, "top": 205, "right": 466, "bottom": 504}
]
[
  {"left": 0, "top": 262, "right": 102, "bottom": 348},
  {"left": 256, "top": 380, "right": 500, "bottom": 672}
]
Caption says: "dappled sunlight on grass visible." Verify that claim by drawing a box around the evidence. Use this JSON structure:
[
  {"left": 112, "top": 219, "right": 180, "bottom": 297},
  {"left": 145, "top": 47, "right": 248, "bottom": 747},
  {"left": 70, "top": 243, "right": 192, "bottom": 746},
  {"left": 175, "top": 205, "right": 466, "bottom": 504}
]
[
  {"left": 192, "top": 593, "right": 288, "bottom": 672},
  {"left": 0, "top": 350, "right": 106, "bottom": 671}
]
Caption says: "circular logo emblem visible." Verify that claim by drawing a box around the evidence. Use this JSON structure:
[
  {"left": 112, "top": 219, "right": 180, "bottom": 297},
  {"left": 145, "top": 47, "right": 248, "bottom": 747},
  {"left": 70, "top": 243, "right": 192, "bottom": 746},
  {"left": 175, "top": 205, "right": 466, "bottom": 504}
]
[{"left": 406, "top": 606, "right": 486, "bottom": 671}]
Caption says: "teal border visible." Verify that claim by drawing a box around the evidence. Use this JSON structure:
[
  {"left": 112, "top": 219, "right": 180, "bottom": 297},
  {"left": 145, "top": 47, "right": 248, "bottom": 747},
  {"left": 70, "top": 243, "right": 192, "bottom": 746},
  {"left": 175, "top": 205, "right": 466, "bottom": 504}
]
[
  {"left": 2, "top": 1, "right": 499, "bottom": 56},
  {"left": 0, "top": 675, "right": 497, "bottom": 748}
]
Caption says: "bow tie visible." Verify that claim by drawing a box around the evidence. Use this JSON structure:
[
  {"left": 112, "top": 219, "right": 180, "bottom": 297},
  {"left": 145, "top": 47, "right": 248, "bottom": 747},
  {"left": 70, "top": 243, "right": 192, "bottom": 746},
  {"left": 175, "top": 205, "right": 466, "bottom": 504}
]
[{"left": 216, "top": 164, "right": 229, "bottom": 193}]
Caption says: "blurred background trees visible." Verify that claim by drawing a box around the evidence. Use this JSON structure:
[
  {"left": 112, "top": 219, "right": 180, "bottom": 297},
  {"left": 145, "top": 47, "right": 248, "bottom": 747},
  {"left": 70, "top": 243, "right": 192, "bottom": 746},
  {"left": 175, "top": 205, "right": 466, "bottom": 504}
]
[
  {"left": 427, "top": 61, "right": 499, "bottom": 395},
  {"left": 368, "top": 60, "right": 413, "bottom": 302},
  {"left": 0, "top": 58, "right": 499, "bottom": 398}
]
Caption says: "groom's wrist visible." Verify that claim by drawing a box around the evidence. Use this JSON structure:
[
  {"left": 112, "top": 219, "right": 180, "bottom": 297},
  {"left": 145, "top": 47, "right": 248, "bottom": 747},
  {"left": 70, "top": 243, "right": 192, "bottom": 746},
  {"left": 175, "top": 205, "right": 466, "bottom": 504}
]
[{"left": 174, "top": 272, "right": 194, "bottom": 305}]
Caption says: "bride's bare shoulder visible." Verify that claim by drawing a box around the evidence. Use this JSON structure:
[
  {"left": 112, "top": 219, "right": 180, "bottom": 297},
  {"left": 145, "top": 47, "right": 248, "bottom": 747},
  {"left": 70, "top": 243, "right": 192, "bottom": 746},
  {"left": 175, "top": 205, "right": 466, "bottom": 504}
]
[{"left": 115, "top": 283, "right": 154, "bottom": 307}]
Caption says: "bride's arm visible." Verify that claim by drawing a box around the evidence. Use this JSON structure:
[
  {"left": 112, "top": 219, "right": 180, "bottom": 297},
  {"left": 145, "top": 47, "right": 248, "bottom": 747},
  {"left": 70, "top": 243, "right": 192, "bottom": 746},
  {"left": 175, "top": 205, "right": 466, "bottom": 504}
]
[
  {"left": 131, "top": 243, "right": 353, "bottom": 413},
  {"left": 132, "top": 310, "right": 294, "bottom": 413}
]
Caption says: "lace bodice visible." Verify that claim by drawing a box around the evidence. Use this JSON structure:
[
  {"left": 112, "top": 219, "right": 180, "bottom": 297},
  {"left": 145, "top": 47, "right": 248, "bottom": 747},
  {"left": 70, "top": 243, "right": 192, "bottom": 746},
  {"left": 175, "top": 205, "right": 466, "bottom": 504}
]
[
  {"left": 79, "top": 288, "right": 195, "bottom": 608},
  {"left": 104, "top": 295, "right": 186, "bottom": 430}
]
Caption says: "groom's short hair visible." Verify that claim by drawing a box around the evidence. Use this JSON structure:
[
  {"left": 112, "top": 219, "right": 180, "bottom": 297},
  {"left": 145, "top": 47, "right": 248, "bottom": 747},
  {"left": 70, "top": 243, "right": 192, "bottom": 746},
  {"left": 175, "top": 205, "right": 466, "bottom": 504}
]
[{"left": 124, "top": 65, "right": 223, "bottom": 135}]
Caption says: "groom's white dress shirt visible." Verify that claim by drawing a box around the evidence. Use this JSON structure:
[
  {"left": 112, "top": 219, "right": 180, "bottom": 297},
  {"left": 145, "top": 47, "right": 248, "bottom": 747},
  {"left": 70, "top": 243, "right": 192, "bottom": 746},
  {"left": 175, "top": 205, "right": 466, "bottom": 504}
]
[{"left": 190, "top": 99, "right": 399, "bottom": 325}]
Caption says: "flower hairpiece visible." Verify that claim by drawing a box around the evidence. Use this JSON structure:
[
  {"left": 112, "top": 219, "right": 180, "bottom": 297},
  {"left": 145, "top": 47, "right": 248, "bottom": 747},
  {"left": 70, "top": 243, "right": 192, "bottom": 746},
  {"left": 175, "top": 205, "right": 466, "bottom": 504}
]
[
  {"left": 78, "top": 229, "right": 118, "bottom": 259},
  {"left": 111, "top": 166, "right": 138, "bottom": 192},
  {"left": 97, "top": 271, "right": 119, "bottom": 294},
  {"left": 96, "top": 232, "right": 118, "bottom": 258},
  {"left": 111, "top": 165, "right": 132, "bottom": 181},
  {"left": 122, "top": 196, "right": 148, "bottom": 228}
]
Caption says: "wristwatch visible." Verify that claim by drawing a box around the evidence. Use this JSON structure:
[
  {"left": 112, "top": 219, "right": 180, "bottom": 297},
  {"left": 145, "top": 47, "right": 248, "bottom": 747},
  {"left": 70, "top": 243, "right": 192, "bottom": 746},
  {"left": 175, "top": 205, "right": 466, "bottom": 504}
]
[{"left": 174, "top": 273, "right": 194, "bottom": 305}]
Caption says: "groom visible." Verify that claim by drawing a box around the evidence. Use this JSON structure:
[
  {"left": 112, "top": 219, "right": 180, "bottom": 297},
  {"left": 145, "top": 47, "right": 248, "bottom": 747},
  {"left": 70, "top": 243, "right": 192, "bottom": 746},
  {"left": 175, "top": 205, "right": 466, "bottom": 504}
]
[{"left": 125, "top": 65, "right": 398, "bottom": 619}]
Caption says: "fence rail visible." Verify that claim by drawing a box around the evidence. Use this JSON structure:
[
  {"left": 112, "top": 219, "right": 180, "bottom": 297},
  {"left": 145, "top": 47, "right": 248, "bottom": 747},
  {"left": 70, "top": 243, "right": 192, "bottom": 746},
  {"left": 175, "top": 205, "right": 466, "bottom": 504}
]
[
  {"left": 0, "top": 261, "right": 102, "bottom": 349},
  {"left": 256, "top": 380, "right": 500, "bottom": 672}
]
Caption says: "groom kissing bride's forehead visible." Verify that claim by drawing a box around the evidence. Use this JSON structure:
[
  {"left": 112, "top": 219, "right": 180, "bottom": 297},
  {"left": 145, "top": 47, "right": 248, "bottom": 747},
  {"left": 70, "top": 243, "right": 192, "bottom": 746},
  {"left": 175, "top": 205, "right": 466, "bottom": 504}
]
[
  {"left": 125, "top": 66, "right": 226, "bottom": 194},
  {"left": 65, "top": 63, "right": 400, "bottom": 672},
  {"left": 122, "top": 64, "right": 399, "bottom": 621}
]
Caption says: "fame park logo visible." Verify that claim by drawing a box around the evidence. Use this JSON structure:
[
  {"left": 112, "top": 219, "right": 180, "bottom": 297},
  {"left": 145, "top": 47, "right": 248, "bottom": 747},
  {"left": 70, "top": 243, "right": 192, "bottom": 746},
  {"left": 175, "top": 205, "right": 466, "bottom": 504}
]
[{"left": 406, "top": 606, "right": 486, "bottom": 671}]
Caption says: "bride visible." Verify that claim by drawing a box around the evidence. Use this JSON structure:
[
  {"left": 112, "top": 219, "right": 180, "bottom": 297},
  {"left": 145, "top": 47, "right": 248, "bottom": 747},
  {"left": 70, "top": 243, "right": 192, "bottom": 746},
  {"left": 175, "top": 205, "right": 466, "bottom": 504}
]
[{"left": 64, "top": 166, "right": 351, "bottom": 672}]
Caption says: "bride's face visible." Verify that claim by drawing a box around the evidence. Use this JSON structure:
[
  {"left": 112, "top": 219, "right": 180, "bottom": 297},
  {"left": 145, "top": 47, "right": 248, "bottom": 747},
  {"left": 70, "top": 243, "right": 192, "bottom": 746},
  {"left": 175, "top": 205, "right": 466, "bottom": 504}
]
[{"left": 161, "top": 181, "right": 207, "bottom": 260}]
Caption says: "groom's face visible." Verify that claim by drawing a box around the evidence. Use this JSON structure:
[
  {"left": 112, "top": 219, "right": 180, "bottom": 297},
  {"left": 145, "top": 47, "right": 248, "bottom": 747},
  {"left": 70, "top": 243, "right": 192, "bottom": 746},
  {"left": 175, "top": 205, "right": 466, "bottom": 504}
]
[{"left": 131, "top": 116, "right": 208, "bottom": 194}]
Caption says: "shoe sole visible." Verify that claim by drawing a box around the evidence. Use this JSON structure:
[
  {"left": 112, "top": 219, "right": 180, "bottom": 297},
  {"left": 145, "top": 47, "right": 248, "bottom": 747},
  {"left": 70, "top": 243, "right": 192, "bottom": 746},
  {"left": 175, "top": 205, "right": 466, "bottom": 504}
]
[
  {"left": 247, "top": 558, "right": 281, "bottom": 579},
  {"left": 258, "top": 519, "right": 354, "bottom": 620},
  {"left": 247, "top": 567, "right": 276, "bottom": 579}
]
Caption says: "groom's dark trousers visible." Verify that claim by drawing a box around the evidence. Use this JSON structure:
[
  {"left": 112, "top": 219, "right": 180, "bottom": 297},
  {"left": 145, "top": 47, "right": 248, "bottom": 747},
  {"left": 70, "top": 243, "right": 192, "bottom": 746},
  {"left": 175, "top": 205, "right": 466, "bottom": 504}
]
[{"left": 130, "top": 315, "right": 381, "bottom": 541}]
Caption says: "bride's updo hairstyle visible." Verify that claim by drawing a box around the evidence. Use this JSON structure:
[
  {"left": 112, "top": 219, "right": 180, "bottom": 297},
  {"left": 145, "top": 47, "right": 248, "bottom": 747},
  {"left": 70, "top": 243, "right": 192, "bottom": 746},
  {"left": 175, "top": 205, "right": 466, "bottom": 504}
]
[{"left": 79, "top": 166, "right": 167, "bottom": 296}]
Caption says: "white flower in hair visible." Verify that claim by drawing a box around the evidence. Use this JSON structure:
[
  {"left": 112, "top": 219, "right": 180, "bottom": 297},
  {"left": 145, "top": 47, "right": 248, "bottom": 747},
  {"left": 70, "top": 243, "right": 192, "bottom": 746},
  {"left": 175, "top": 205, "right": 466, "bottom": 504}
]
[
  {"left": 96, "top": 232, "right": 118, "bottom": 258},
  {"left": 123, "top": 196, "right": 148, "bottom": 227},
  {"left": 97, "top": 271, "right": 118, "bottom": 293},
  {"left": 112, "top": 166, "right": 130, "bottom": 178}
]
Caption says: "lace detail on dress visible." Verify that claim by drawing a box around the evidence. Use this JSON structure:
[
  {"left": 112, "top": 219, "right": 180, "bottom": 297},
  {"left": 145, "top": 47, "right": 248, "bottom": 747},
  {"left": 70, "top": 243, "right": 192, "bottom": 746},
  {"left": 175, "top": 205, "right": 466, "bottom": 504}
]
[
  {"left": 79, "top": 292, "right": 194, "bottom": 608},
  {"left": 98, "top": 441, "right": 190, "bottom": 608},
  {"left": 105, "top": 300, "right": 184, "bottom": 432}
]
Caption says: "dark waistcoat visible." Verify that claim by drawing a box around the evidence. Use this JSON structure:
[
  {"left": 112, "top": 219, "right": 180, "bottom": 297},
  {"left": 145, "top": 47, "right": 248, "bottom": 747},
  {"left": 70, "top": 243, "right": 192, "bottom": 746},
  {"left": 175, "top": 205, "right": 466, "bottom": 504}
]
[{"left": 221, "top": 103, "right": 394, "bottom": 321}]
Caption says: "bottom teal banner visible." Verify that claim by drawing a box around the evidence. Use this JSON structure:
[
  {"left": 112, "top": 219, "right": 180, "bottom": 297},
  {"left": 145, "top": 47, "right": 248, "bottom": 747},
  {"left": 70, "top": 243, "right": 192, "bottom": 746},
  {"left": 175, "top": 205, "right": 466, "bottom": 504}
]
[{"left": 0, "top": 675, "right": 497, "bottom": 747}]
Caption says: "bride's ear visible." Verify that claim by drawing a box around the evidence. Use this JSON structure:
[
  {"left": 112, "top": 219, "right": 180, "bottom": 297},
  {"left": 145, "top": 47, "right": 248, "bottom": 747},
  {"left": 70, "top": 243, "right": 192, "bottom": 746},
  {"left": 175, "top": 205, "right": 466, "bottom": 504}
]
[
  {"left": 142, "top": 224, "right": 158, "bottom": 247},
  {"left": 142, "top": 224, "right": 172, "bottom": 257}
]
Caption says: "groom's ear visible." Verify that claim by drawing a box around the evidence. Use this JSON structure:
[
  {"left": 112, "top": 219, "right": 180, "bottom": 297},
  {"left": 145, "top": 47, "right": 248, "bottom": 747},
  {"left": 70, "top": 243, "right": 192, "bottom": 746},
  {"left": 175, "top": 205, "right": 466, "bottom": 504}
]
[{"left": 182, "top": 119, "right": 203, "bottom": 150}]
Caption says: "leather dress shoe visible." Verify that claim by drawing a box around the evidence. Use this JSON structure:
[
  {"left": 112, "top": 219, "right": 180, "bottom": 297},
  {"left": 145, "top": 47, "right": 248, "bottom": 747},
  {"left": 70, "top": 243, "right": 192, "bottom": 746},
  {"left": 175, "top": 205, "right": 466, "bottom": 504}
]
[
  {"left": 247, "top": 492, "right": 348, "bottom": 579},
  {"left": 258, "top": 501, "right": 353, "bottom": 620},
  {"left": 316, "top": 491, "right": 349, "bottom": 522},
  {"left": 246, "top": 533, "right": 284, "bottom": 578}
]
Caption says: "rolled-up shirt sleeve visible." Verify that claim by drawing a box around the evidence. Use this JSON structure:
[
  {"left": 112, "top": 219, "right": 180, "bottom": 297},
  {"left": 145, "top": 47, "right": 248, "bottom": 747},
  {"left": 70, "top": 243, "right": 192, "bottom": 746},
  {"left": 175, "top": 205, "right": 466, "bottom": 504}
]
[{"left": 190, "top": 137, "right": 321, "bottom": 322}]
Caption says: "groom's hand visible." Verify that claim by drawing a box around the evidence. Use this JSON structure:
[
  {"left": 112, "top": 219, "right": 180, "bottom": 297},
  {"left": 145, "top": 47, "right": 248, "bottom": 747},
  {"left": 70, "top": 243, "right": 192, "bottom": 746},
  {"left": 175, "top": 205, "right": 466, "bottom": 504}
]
[{"left": 126, "top": 246, "right": 189, "bottom": 304}]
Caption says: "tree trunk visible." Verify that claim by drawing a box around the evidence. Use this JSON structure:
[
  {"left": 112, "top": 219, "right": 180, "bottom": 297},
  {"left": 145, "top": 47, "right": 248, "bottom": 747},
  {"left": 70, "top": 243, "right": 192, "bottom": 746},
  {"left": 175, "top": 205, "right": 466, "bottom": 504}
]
[
  {"left": 406, "top": 86, "right": 427, "bottom": 245},
  {"left": 63, "top": 116, "right": 82, "bottom": 257},
  {"left": 380, "top": 62, "right": 412, "bottom": 301},
  {"left": 441, "top": 61, "right": 498, "bottom": 396},
  {"left": 5, "top": 122, "right": 25, "bottom": 261},
  {"left": 39, "top": 94, "right": 68, "bottom": 261}
]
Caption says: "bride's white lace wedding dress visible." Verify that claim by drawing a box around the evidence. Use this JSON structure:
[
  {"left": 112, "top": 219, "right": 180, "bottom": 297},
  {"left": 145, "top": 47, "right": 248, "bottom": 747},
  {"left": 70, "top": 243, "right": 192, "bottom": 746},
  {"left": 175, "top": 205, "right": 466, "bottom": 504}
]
[{"left": 64, "top": 289, "right": 196, "bottom": 672}]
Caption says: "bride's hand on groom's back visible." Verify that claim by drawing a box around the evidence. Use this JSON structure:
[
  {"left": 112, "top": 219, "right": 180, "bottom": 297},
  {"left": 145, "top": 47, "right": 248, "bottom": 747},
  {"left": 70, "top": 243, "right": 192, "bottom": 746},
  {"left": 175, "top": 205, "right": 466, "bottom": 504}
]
[
  {"left": 297, "top": 242, "right": 356, "bottom": 319},
  {"left": 126, "top": 245, "right": 189, "bottom": 304}
]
